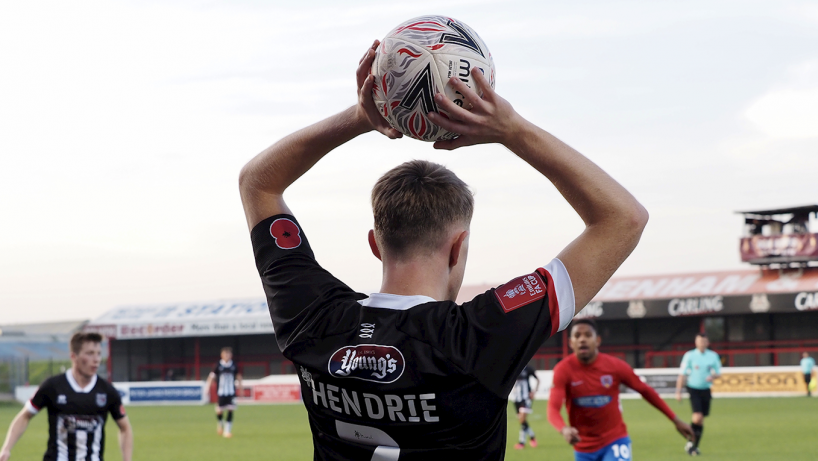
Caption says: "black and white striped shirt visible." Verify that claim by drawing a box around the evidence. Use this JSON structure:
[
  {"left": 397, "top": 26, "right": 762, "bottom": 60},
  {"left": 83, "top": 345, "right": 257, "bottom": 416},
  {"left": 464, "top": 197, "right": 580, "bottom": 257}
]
[
  {"left": 513, "top": 365, "right": 538, "bottom": 403},
  {"left": 26, "top": 370, "right": 125, "bottom": 461},
  {"left": 212, "top": 360, "right": 238, "bottom": 397}
]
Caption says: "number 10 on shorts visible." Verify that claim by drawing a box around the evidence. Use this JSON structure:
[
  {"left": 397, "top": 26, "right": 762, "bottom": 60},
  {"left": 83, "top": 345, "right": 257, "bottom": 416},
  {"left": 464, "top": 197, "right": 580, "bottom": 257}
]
[{"left": 611, "top": 442, "right": 631, "bottom": 460}]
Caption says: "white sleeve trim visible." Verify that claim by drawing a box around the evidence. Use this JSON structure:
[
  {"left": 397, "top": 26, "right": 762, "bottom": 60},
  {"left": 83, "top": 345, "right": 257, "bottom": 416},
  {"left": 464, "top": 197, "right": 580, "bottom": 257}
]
[
  {"left": 25, "top": 400, "right": 39, "bottom": 415},
  {"left": 543, "top": 258, "right": 575, "bottom": 332}
]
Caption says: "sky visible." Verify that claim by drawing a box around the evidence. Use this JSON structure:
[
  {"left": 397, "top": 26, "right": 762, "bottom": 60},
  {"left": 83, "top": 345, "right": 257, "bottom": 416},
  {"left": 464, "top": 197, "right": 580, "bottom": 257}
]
[{"left": 1, "top": 0, "right": 817, "bottom": 325}]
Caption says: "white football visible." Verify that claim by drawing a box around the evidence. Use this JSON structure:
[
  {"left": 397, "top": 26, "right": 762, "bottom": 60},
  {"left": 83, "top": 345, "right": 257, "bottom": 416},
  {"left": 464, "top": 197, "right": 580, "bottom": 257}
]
[{"left": 371, "top": 15, "right": 496, "bottom": 141}]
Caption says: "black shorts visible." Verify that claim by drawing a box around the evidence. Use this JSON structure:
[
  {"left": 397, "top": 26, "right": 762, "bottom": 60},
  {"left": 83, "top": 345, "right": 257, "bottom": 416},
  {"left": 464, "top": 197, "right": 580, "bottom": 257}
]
[
  {"left": 514, "top": 399, "right": 533, "bottom": 414},
  {"left": 217, "top": 395, "right": 236, "bottom": 409},
  {"left": 806, "top": 373, "right": 813, "bottom": 386},
  {"left": 687, "top": 387, "right": 712, "bottom": 416}
]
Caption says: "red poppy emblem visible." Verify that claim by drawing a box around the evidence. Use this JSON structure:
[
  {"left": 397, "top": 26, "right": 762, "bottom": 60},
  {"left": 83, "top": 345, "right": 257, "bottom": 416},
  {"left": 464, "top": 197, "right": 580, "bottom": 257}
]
[{"left": 270, "top": 218, "right": 302, "bottom": 250}]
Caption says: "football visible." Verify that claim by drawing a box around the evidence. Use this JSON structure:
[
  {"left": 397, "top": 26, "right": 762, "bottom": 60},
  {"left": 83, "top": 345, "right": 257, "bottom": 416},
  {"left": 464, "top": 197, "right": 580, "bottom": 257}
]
[{"left": 370, "top": 15, "right": 496, "bottom": 141}]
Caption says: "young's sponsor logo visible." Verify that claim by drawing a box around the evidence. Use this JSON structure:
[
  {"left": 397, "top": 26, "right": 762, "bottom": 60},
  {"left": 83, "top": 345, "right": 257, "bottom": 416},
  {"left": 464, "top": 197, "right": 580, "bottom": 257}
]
[
  {"left": 495, "top": 272, "right": 546, "bottom": 313},
  {"left": 328, "top": 345, "right": 405, "bottom": 384},
  {"left": 62, "top": 415, "right": 101, "bottom": 433}
]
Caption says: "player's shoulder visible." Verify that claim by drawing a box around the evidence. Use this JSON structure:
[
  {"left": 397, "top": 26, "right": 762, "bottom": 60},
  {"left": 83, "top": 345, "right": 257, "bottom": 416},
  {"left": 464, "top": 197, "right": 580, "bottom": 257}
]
[
  {"left": 553, "top": 355, "right": 576, "bottom": 373},
  {"left": 39, "top": 373, "right": 68, "bottom": 390},
  {"left": 96, "top": 378, "right": 122, "bottom": 399},
  {"left": 599, "top": 352, "right": 630, "bottom": 368},
  {"left": 94, "top": 376, "right": 116, "bottom": 391}
]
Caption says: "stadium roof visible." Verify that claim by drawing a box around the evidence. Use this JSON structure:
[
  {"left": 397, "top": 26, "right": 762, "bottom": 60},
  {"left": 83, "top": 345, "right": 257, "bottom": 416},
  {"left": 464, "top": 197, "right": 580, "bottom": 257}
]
[
  {"left": 85, "top": 299, "right": 272, "bottom": 340},
  {"left": 457, "top": 267, "right": 818, "bottom": 304},
  {"left": 88, "top": 266, "right": 818, "bottom": 340},
  {"left": 0, "top": 320, "right": 87, "bottom": 340},
  {"left": 736, "top": 205, "right": 818, "bottom": 216}
]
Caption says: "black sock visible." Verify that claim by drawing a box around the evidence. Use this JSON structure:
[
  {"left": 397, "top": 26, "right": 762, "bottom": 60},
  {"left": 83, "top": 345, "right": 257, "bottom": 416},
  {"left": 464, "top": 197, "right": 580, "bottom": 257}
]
[
  {"left": 691, "top": 423, "right": 703, "bottom": 448},
  {"left": 217, "top": 413, "right": 223, "bottom": 422},
  {"left": 521, "top": 421, "right": 529, "bottom": 432},
  {"left": 227, "top": 411, "right": 234, "bottom": 422}
]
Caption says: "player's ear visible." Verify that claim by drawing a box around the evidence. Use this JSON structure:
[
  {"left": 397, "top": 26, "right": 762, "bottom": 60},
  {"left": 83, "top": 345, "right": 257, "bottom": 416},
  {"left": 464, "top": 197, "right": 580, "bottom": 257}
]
[
  {"left": 448, "top": 230, "right": 469, "bottom": 268},
  {"left": 368, "top": 230, "right": 382, "bottom": 261},
  {"left": 596, "top": 335, "right": 602, "bottom": 347}
]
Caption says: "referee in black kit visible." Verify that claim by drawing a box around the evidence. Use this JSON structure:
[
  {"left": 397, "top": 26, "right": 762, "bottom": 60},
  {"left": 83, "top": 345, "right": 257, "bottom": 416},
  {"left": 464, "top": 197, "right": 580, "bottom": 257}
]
[
  {"left": 0, "top": 332, "right": 132, "bottom": 461},
  {"left": 239, "top": 39, "right": 648, "bottom": 459}
]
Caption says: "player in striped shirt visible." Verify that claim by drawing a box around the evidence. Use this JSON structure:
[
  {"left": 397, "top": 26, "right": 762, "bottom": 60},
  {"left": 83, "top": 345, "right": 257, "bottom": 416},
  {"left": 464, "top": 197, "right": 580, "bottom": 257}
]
[
  {"left": 205, "top": 347, "right": 243, "bottom": 438},
  {"left": 0, "top": 332, "right": 132, "bottom": 461},
  {"left": 512, "top": 365, "right": 540, "bottom": 449}
]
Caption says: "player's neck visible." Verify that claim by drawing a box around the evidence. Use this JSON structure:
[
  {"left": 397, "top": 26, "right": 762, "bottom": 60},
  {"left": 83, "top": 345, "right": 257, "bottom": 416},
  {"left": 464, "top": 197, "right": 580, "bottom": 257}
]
[
  {"left": 696, "top": 347, "right": 707, "bottom": 353},
  {"left": 576, "top": 351, "right": 599, "bottom": 365},
  {"left": 70, "top": 368, "right": 94, "bottom": 388},
  {"left": 379, "top": 256, "right": 456, "bottom": 301}
]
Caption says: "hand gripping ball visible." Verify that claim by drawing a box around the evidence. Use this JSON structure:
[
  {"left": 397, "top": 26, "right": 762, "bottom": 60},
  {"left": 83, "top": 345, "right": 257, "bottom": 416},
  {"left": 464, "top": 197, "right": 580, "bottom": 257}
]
[{"left": 370, "top": 15, "right": 496, "bottom": 141}]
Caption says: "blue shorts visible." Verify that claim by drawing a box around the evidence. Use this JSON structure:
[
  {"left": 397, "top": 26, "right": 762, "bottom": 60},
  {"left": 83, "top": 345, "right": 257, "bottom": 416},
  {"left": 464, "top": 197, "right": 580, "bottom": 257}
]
[{"left": 575, "top": 436, "right": 632, "bottom": 461}]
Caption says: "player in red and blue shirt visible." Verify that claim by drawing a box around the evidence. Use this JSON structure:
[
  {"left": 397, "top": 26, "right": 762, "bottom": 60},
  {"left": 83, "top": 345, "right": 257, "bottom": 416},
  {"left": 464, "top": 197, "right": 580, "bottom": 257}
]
[{"left": 548, "top": 319, "right": 693, "bottom": 461}]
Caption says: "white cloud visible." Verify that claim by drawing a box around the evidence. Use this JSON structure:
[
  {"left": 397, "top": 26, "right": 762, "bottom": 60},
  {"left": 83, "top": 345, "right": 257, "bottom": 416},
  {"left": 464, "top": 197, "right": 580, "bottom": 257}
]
[
  {"left": 744, "top": 60, "right": 818, "bottom": 139},
  {"left": 745, "top": 88, "right": 818, "bottom": 139}
]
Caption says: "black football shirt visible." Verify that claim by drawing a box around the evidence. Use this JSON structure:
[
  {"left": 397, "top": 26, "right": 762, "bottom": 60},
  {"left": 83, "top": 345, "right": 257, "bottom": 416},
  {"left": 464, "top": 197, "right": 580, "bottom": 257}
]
[
  {"left": 251, "top": 214, "right": 574, "bottom": 460},
  {"left": 212, "top": 360, "right": 239, "bottom": 397},
  {"left": 26, "top": 371, "right": 125, "bottom": 461}
]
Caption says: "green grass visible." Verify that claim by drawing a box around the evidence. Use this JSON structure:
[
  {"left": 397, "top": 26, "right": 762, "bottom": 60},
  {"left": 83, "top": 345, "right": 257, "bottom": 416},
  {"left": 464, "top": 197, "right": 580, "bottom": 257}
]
[
  {"left": 27, "top": 361, "right": 72, "bottom": 386},
  {"left": 1, "top": 397, "right": 816, "bottom": 460}
]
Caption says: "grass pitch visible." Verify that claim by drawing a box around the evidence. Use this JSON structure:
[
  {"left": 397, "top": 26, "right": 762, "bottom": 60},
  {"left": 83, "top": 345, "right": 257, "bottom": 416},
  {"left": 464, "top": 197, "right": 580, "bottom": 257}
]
[{"left": 2, "top": 397, "right": 816, "bottom": 460}]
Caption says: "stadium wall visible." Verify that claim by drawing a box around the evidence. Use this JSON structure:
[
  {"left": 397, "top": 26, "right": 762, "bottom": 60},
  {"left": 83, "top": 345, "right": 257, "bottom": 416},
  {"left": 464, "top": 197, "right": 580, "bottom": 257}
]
[{"left": 14, "top": 366, "right": 808, "bottom": 406}]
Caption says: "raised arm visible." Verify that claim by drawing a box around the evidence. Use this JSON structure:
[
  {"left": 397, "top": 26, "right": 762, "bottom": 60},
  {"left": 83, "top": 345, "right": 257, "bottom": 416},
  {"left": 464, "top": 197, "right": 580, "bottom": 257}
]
[
  {"left": 0, "top": 408, "right": 35, "bottom": 461},
  {"left": 429, "top": 70, "right": 648, "bottom": 311},
  {"left": 239, "top": 40, "right": 402, "bottom": 230}
]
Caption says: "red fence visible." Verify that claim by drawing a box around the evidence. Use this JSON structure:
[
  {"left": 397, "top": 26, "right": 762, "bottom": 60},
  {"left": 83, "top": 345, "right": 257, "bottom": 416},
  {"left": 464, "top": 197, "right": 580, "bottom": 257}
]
[
  {"left": 132, "top": 339, "right": 818, "bottom": 380},
  {"left": 137, "top": 360, "right": 273, "bottom": 381},
  {"left": 644, "top": 340, "right": 818, "bottom": 368}
]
